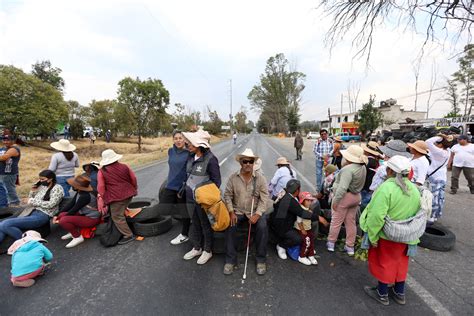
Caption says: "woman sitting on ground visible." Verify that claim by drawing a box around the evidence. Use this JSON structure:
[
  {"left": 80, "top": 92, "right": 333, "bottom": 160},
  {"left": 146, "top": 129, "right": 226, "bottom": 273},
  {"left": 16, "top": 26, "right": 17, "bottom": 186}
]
[
  {"left": 53, "top": 175, "right": 100, "bottom": 248},
  {"left": 268, "top": 157, "right": 297, "bottom": 200},
  {"left": 0, "top": 170, "right": 64, "bottom": 243}
]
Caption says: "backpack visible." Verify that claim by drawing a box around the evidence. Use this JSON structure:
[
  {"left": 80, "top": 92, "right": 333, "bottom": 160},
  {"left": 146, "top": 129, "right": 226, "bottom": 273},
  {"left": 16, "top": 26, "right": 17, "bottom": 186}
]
[
  {"left": 99, "top": 216, "right": 123, "bottom": 247},
  {"left": 194, "top": 181, "right": 230, "bottom": 232}
]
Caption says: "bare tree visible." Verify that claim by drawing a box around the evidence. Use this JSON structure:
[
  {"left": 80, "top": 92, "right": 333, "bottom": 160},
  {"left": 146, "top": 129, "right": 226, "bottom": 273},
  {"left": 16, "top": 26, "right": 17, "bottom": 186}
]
[
  {"left": 426, "top": 61, "right": 439, "bottom": 118},
  {"left": 347, "top": 80, "right": 361, "bottom": 113},
  {"left": 319, "top": 1, "right": 473, "bottom": 66},
  {"left": 412, "top": 60, "right": 422, "bottom": 111}
]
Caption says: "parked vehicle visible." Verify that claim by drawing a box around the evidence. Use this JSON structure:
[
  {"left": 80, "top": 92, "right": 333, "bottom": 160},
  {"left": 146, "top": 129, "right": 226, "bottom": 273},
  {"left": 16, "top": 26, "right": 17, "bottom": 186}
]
[
  {"left": 307, "top": 131, "right": 320, "bottom": 139},
  {"left": 83, "top": 127, "right": 102, "bottom": 138},
  {"left": 338, "top": 132, "right": 361, "bottom": 142}
]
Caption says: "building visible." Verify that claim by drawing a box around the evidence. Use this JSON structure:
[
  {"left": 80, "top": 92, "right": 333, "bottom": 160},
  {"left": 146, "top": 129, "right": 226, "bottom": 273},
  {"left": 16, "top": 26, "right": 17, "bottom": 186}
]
[{"left": 329, "top": 112, "right": 359, "bottom": 135}]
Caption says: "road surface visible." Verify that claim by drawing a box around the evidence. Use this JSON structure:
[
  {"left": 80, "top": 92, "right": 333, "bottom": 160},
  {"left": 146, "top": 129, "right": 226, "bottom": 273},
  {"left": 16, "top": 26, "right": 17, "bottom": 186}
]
[{"left": 1, "top": 133, "right": 472, "bottom": 315}]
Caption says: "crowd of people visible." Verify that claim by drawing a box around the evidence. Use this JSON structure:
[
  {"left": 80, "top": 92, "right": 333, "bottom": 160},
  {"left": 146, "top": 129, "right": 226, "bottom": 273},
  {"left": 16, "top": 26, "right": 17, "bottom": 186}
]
[{"left": 0, "top": 129, "right": 473, "bottom": 308}]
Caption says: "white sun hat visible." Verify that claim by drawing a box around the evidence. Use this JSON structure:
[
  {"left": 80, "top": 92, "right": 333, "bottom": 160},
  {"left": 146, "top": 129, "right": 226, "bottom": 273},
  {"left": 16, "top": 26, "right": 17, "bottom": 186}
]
[
  {"left": 341, "top": 145, "right": 368, "bottom": 164},
  {"left": 182, "top": 131, "right": 211, "bottom": 149},
  {"left": 50, "top": 139, "right": 76, "bottom": 152},
  {"left": 100, "top": 149, "right": 123, "bottom": 167}
]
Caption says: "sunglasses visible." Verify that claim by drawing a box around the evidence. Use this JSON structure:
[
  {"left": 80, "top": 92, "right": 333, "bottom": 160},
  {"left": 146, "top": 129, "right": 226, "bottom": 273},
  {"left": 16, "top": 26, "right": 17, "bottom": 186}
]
[{"left": 241, "top": 159, "right": 255, "bottom": 165}]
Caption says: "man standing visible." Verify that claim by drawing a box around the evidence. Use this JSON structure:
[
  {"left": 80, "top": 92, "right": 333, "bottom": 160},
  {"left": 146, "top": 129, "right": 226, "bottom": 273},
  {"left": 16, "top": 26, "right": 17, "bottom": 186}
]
[
  {"left": 448, "top": 135, "right": 474, "bottom": 194},
  {"left": 0, "top": 135, "right": 21, "bottom": 206},
  {"left": 223, "top": 148, "right": 270, "bottom": 276},
  {"left": 313, "top": 129, "right": 333, "bottom": 192},
  {"left": 294, "top": 133, "right": 304, "bottom": 160}
]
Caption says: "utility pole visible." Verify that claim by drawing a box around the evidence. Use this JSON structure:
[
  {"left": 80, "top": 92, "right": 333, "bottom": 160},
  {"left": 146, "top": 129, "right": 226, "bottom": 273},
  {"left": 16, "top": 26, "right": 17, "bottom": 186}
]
[
  {"left": 328, "top": 108, "right": 331, "bottom": 133},
  {"left": 229, "top": 79, "right": 233, "bottom": 127},
  {"left": 340, "top": 93, "right": 343, "bottom": 131}
]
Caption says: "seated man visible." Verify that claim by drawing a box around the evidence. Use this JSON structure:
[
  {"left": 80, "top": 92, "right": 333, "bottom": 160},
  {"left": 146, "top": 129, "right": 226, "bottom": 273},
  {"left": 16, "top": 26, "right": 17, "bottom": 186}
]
[
  {"left": 270, "top": 179, "right": 319, "bottom": 260},
  {"left": 223, "top": 149, "right": 270, "bottom": 276}
]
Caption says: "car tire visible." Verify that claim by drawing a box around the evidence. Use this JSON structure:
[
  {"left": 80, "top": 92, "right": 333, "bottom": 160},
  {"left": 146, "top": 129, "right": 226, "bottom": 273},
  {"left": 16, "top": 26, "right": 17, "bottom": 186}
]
[
  {"left": 132, "top": 216, "right": 173, "bottom": 237},
  {"left": 159, "top": 180, "right": 167, "bottom": 202},
  {"left": 212, "top": 230, "right": 247, "bottom": 254},
  {"left": 419, "top": 225, "right": 456, "bottom": 252},
  {"left": 125, "top": 197, "right": 160, "bottom": 223}
]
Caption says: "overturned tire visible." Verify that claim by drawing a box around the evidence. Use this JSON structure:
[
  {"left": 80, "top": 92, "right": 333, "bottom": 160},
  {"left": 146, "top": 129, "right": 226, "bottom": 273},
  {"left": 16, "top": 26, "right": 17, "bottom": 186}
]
[
  {"left": 419, "top": 225, "right": 456, "bottom": 252},
  {"left": 132, "top": 216, "right": 172, "bottom": 237},
  {"left": 126, "top": 197, "right": 160, "bottom": 223}
]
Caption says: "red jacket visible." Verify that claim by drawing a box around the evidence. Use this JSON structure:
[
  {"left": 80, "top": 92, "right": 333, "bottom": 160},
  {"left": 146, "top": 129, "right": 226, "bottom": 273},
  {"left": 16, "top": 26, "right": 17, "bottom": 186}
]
[{"left": 98, "top": 162, "right": 137, "bottom": 204}]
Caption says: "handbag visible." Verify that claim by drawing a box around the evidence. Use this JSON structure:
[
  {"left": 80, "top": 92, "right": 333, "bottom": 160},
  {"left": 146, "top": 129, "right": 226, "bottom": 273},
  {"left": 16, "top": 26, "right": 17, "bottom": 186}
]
[{"left": 383, "top": 208, "right": 427, "bottom": 243}]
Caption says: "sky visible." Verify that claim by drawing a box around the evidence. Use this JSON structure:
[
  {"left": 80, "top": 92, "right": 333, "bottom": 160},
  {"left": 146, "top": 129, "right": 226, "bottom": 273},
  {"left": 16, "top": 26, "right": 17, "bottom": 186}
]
[{"left": 0, "top": 0, "right": 468, "bottom": 123}]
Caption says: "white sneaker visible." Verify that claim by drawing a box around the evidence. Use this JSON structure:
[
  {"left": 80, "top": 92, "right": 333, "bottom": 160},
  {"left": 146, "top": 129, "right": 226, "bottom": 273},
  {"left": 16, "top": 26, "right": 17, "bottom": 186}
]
[
  {"left": 65, "top": 236, "right": 84, "bottom": 248},
  {"left": 197, "top": 251, "right": 213, "bottom": 265},
  {"left": 61, "top": 233, "right": 73, "bottom": 240},
  {"left": 298, "top": 256, "right": 312, "bottom": 266},
  {"left": 183, "top": 248, "right": 202, "bottom": 260},
  {"left": 276, "top": 244, "right": 287, "bottom": 260},
  {"left": 170, "top": 234, "right": 189, "bottom": 245},
  {"left": 327, "top": 241, "right": 335, "bottom": 252},
  {"left": 308, "top": 256, "right": 318, "bottom": 265}
]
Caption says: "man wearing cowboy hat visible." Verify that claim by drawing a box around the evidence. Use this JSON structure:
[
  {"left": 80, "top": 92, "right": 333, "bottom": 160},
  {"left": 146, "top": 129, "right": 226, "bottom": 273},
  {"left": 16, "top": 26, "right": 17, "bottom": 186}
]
[
  {"left": 360, "top": 141, "right": 383, "bottom": 209},
  {"left": 407, "top": 140, "right": 430, "bottom": 186},
  {"left": 223, "top": 148, "right": 270, "bottom": 275},
  {"left": 369, "top": 140, "right": 411, "bottom": 192}
]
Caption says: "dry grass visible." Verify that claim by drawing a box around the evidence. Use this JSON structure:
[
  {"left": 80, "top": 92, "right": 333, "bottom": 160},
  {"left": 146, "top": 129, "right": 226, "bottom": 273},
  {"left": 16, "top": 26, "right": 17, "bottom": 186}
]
[{"left": 16, "top": 135, "right": 224, "bottom": 198}]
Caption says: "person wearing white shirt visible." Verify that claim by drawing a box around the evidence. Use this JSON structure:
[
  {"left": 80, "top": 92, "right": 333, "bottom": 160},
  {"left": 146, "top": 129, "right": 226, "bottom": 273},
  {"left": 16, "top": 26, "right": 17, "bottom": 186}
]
[
  {"left": 426, "top": 135, "right": 453, "bottom": 222},
  {"left": 407, "top": 140, "right": 430, "bottom": 186},
  {"left": 448, "top": 135, "right": 474, "bottom": 194},
  {"left": 268, "top": 157, "right": 296, "bottom": 199}
]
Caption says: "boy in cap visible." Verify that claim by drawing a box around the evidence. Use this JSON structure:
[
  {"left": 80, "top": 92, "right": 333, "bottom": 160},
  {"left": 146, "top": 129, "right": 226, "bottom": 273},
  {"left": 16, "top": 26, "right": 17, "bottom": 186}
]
[
  {"left": 294, "top": 192, "right": 318, "bottom": 266},
  {"left": 8, "top": 230, "right": 53, "bottom": 288}
]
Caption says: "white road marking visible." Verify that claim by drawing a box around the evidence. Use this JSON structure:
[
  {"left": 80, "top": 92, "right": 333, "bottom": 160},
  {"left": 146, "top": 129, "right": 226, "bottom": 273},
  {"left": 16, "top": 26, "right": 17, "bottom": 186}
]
[
  {"left": 263, "top": 136, "right": 450, "bottom": 316},
  {"left": 238, "top": 144, "right": 242, "bottom": 148},
  {"left": 219, "top": 157, "right": 228, "bottom": 166}
]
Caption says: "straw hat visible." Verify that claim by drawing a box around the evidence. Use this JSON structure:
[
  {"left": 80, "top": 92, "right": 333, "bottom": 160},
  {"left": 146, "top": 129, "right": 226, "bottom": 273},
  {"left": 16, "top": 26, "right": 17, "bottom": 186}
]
[
  {"left": 324, "top": 164, "right": 338, "bottom": 175},
  {"left": 100, "top": 149, "right": 123, "bottom": 167},
  {"left": 50, "top": 139, "right": 76, "bottom": 152},
  {"left": 386, "top": 155, "right": 411, "bottom": 174},
  {"left": 275, "top": 157, "right": 290, "bottom": 165},
  {"left": 361, "top": 141, "right": 382, "bottom": 157},
  {"left": 341, "top": 145, "right": 369, "bottom": 164},
  {"left": 7, "top": 230, "right": 47, "bottom": 255},
  {"left": 182, "top": 131, "right": 211, "bottom": 149},
  {"left": 407, "top": 140, "right": 429, "bottom": 155},
  {"left": 379, "top": 140, "right": 411, "bottom": 158},
  {"left": 235, "top": 148, "right": 259, "bottom": 162},
  {"left": 66, "top": 175, "right": 93, "bottom": 192}
]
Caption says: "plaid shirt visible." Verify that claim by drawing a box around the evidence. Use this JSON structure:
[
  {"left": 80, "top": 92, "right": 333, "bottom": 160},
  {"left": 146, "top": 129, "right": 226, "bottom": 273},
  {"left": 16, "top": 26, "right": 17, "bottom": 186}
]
[{"left": 313, "top": 139, "right": 334, "bottom": 160}]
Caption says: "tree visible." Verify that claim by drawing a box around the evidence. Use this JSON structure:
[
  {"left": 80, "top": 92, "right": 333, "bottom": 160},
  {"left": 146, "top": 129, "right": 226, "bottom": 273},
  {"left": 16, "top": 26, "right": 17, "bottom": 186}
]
[
  {"left": 117, "top": 77, "right": 170, "bottom": 152},
  {"left": 287, "top": 105, "right": 300, "bottom": 133},
  {"left": 299, "top": 120, "right": 320, "bottom": 134},
  {"left": 234, "top": 108, "right": 248, "bottom": 133},
  {"left": 248, "top": 53, "right": 305, "bottom": 133},
  {"left": 89, "top": 99, "right": 116, "bottom": 133},
  {"left": 0, "top": 65, "right": 67, "bottom": 137},
  {"left": 113, "top": 102, "right": 135, "bottom": 136},
  {"left": 203, "top": 107, "right": 223, "bottom": 135},
  {"left": 319, "top": 1, "right": 473, "bottom": 66},
  {"left": 66, "top": 100, "right": 89, "bottom": 139},
  {"left": 31, "top": 60, "right": 65, "bottom": 92},
  {"left": 452, "top": 44, "right": 474, "bottom": 116},
  {"left": 358, "top": 97, "right": 383, "bottom": 138},
  {"left": 445, "top": 79, "right": 461, "bottom": 117}
]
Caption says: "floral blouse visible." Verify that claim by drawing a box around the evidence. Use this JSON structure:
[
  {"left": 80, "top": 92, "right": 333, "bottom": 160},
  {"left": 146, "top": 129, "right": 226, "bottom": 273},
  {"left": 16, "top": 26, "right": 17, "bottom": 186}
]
[{"left": 28, "top": 184, "right": 64, "bottom": 217}]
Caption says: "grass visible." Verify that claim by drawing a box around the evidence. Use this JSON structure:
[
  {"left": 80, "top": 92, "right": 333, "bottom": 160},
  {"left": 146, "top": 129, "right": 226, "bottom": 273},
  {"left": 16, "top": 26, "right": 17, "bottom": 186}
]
[{"left": 15, "top": 135, "right": 224, "bottom": 198}]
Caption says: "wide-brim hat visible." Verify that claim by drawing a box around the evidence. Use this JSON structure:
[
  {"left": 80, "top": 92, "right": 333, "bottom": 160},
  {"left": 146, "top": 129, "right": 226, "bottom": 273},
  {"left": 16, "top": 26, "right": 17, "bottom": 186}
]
[
  {"left": 82, "top": 161, "right": 100, "bottom": 172},
  {"left": 66, "top": 175, "right": 93, "bottom": 192},
  {"left": 407, "top": 140, "right": 429, "bottom": 155},
  {"left": 100, "top": 149, "right": 123, "bottom": 167},
  {"left": 379, "top": 140, "right": 411, "bottom": 158},
  {"left": 275, "top": 157, "right": 290, "bottom": 165},
  {"left": 341, "top": 145, "right": 368, "bottom": 164},
  {"left": 50, "top": 139, "right": 76, "bottom": 152},
  {"left": 235, "top": 148, "right": 259, "bottom": 162},
  {"left": 182, "top": 132, "right": 211, "bottom": 149},
  {"left": 361, "top": 141, "right": 382, "bottom": 157}
]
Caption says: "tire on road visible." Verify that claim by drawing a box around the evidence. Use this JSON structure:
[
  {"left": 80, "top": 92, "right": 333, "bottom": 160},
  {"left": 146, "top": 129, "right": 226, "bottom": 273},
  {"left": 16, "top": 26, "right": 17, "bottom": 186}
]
[
  {"left": 419, "top": 225, "right": 456, "bottom": 252},
  {"left": 132, "top": 216, "right": 173, "bottom": 237},
  {"left": 212, "top": 230, "right": 247, "bottom": 254},
  {"left": 125, "top": 197, "right": 160, "bottom": 223},
  {"left": 159, "top": 180, "right": 167, "bottom": 202}
]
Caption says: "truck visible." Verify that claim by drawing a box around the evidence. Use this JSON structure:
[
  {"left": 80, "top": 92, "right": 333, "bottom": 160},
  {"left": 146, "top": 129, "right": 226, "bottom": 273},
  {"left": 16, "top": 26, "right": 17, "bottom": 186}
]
[{"left": 338, "top": 132, "right": 361, "bottom": 142}]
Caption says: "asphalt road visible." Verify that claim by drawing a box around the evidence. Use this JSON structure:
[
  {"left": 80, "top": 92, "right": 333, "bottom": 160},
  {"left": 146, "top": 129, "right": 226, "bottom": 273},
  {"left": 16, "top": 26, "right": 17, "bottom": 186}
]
[{"left": 0, "top": 133, "right": 471, "bottom": 315}]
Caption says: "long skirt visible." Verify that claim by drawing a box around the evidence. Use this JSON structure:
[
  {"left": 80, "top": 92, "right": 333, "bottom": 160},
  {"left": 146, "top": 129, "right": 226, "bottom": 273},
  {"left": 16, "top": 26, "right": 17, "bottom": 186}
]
[{"left": 368, "top": 238, "right": 409, "bottom": 284}]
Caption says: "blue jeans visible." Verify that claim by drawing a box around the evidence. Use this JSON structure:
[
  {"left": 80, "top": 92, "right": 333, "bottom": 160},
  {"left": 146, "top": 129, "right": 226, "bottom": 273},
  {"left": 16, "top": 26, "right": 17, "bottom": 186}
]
[
  {"left": 56, "top": 176, "right": 73, "bottom": 197},
  {"left": 0, "top": 183, "right": 7, "bottom": 207},
  {"left": 0, "top": 210, "right": 50, "bottom": 242},
  {"left": 0, "top": 174, "right": 20, "bottom": 205},
  {"left": 360, "top": 190, "right": 373, "bottom": 211},
  {"left": 315, "top": 159, "right": 324, "bottom": 192}
]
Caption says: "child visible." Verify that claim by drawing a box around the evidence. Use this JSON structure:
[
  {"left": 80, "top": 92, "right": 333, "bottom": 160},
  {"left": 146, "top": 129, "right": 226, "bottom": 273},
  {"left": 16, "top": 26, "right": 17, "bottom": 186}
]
[
  {"left": 8, "top": 230, "right": 52, "bottom": 288},
  {"left": 294, "top": 192, "right": 318, "bottom": 266},
  {"left": 316, "top": 164, "right": 338, "bottom": 210}
]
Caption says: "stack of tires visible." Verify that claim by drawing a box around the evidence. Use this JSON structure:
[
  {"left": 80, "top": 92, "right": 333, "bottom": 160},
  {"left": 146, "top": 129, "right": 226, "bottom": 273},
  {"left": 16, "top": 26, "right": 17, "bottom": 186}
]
[{"left": 106, "top": 197, "right": 173, "bottom": 238}]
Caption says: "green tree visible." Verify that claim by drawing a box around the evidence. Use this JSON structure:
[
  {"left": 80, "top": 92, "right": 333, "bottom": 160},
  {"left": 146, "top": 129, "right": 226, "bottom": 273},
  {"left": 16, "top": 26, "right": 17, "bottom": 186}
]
[
  {"left": 358, "top": 97, "right": 383, "bottom": 139},
  {"left": 117, "top": 76, "right": 170, "bottom": 152},
  {"left": 66, "top": 100, "right": 89, "bottom": 139},
  {"left": 89, "top": 99, "right": 116, "bottom": 133},
  {"left": 31, "top": 60, "right": 65, "bottom": 92},
  {"left": 172, "top": 103, "right": 201, "bottom": 131},
  {"left": 248, "top": 53, "right": 305, "bottom": 133},
  {"left": 452, "top": 44, "right": 474, "bottom": 116},
  {"left": 234, "top": 108, "right": 247, "bottom": 133},
  {"left": 444, "top": 79, "right": 461, "bottom": 118},
  {"left": 203, "top": 107, "right": 223, "bottom": 135},
  {"left": 113, "top": 102, "right": 135, "bottom": 137},
  {"left": 0, "top": 65, "right": 67, "bottom": 137}
]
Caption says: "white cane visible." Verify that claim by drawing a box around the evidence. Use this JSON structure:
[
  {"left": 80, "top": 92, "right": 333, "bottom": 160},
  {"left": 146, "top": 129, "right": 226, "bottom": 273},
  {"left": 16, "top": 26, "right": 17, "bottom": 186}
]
[{"left": 242, "top": 195, "right": 255, "bottom": 281}]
